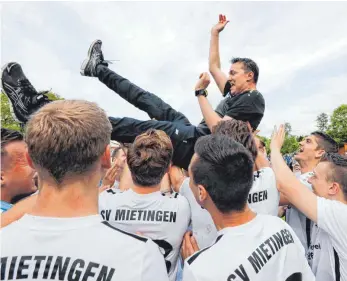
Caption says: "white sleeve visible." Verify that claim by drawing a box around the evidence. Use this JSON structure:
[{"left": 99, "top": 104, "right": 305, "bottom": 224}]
[
  {"left": 179, "top": 178, "right": 198, "bottom": 209},
  {"left": 141, "top": 240, "right": 169, "bottom": 281},
  {"left": 182, "top": 262, "right": 199, "bottom": 281},
  {"left": 317, "top": 197, "right": 347, "bottom": 258}
]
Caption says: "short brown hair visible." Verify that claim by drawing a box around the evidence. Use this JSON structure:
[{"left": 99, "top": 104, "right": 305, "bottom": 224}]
[
  {"left": 311, "top": 131, "right": 338, "bottom": 153},
  {"left": 321, "top": 153, "right": 347, "bottom": 199},
  {"left": 25, "top": 100, "right": 112, "bottom": 184},
  {"left": 212, "top": 120, "right": 258, "bottom": 161},
  {"left": 127, "top": 129, "right": 173, "bottom": 186}
]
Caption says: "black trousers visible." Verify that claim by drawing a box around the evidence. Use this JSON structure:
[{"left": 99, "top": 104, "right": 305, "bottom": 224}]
[{"left": 97, "top": 65, "right": 206, "bottom": 170}]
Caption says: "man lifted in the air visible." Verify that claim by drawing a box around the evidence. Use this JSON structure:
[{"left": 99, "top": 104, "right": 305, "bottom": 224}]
[{"left": 1, "top": 15, "right": 265, "bottom": 170}]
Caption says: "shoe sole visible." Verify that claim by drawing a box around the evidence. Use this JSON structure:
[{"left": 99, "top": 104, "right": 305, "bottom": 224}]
[
  {"left": 1, "top": 62, "right": 22, "bottom": 124},
  {"left": 80, "top": 39, "right": 102, "bottom": 76}
]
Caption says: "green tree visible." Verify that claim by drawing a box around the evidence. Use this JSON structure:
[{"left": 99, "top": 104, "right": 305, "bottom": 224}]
[
  {"left": 327, "top": 104, "right": 347, "bottom": 145},
  {"left": 257, "top": 135, "right": 271, "bottom": 154},
  {"left": 1, "top": 92, "right": 21, "bottom": 131},
  {"left": 284, "top": 122, "right": 292, "bottom": 136},
  {"left": 1, "top": 91, "right": 63, "bottom": 132},
  {"left": 316, "top": 112, "right": 329, "bottom": 132},
  {"left": 281, "top": 135, "right": 299, "bottom": 154}
]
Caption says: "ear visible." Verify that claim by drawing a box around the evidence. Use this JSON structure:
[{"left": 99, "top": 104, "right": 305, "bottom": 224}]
[
  {"left": 101, "top": 145, "right": 111, "bottom": 169},
  {"left": 1, "top": 170, "right": 6, "bottom": 187},
  {"left": 328, "top": 181, "right": 340, "bottom": 197},
  {"left": 26, "top": 152, "right": 35, "bottom": 169},
  {"left": 246, "top": 71, "right": 254, "bottom": 82},
  {"left": 315, "top": 149, "right": 325, "bottom": 159},
  {"left": 198, "top": 184, "right": 208, "bottom": 202}
]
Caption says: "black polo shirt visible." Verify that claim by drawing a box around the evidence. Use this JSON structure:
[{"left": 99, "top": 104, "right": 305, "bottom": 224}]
[{"left": 198, "top": 87, "right": 265, "bottom": 134}]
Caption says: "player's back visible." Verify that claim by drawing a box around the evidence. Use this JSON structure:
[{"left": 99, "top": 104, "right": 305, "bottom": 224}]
[
  {"left": 183, "top": 214, "right": 314, "bottom": 281},
  {"left": 0, "top": 214, "right": 169, "bottom": 281},
  {"left": 99, "top": 188, "right": 191, "bottom": 281},
  {"left": 248, "top": 167, "right": 280, "bottom": 216}
]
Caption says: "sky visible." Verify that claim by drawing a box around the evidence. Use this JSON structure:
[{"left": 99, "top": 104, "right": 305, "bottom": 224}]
[{"left": 1, "top": 1, "right": 347, "bottom": 137}]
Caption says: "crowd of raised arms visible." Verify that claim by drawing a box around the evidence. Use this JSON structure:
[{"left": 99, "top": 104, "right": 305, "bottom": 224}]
[{"left": 1, "top": 14, "right": 346, "bottom": 281}]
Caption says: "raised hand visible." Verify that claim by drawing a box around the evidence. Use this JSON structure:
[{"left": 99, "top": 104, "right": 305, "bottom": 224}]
[
  {"left": 270, "top": 124, "right": 286, "bottom": 152},
  {"left": 211, "top": 14, "right": 229, "bottom": 35},
  {"left": 195, "top": 72, "right": 210, "bottom": 91}
]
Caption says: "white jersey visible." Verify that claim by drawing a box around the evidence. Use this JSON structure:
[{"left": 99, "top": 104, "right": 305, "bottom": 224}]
[
  {"left": 0, "top": 214, "right": 169, "bottom": 281},
  {"left": 179, "top": 178, "right": 218, "bottom": 249},
  {"left": 248, "top": 168, "right": 280, "bottom": 216},
  {"left": 286, "top": 171, "right": 314, "bottom": 253},
  {"left": 99, "top": 188, "right": 191, "bottom": 281},
  {"left": 183, "top": 214, "right": 315, "bottom": 281},
  {"left": 307, "top": 197, "right": 347, "bottom": 281}
]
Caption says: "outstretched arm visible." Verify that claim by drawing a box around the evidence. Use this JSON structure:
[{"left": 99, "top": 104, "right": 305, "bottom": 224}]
[
  {"left": 209, "top": 14, "right": 229, "bottom": 95},
  {"left": 270, "top": 125, "right": 318, "bottom": 222}
]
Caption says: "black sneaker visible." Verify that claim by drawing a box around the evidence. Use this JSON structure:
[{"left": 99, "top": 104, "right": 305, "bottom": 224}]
[
  {"left": 80, "top": 39, "right": 109, "bottom": 77},
  {"left": 1, "top": 62, "right": 50, "bottom": 124}
]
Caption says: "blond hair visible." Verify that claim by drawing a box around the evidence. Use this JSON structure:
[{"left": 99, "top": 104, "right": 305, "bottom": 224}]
[{"left": 25, "top": 100, "right": 112, "bottom": 183}]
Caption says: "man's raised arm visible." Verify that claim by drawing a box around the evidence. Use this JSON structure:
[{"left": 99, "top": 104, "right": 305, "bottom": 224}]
[
  {"left": 194, "top": 72, "right": 223, "bottom": 131},
  {"left": 209, "top": 14, "right": 229, "bottom": 95},
  {"left": 270, "top": 125, "right": 318, "bottom": 222}
]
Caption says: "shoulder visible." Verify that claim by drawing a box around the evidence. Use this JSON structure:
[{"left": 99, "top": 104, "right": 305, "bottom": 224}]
[
  {"left": 317, "top": 197, "right": 347, "bottom": 220},
  {"left": 186, "top": 234, "right": 224, "bottom": 265},
  {"left": 249, "top": 91, "right": 265, "bottom": 106},
  {"left": 255, "top": 167, "right": 275, "bottom": 181},
  {"left": 100, "top": 221, "right": 148, "bottom": 244},
  {"left": 257, "top": 214, "right": 288, "bottom": 227},
  {"left": 99, "top": 222, "right": 163, "bottom": 257}
]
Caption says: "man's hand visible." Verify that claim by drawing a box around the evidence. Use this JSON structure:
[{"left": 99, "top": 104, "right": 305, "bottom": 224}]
[
  {"left": 211, "top": 14, "right": 229, "bottom": 35},
  {"left": 181, "top": 231, "right": 200, "bottom": 260},
  {"left": 168, "top": 166, "right": 186, "bottom": 193},
  {"left": 270, "top": 124, "right": 285, "bottom": 152},
  {"left": 195, "top": 72, "right": 210, "bottom": 91},
  {"left": 99, "top": 185, "right": 111, "bottom": 194},
  {"left": 102, "top": 159, "right": 125, "bottom": 187}
]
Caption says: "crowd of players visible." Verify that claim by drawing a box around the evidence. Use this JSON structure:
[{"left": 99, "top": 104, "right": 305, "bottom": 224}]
[{"left": 1, "top": 15, "right": 347, "bottom": 281}]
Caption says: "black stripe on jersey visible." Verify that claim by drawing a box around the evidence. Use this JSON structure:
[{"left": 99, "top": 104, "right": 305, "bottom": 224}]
[
  {"left": 334, "top": 248, "right": 340, "bottom": 281},
  {"left": 102, "top": 221, "right": 147, "bottom": 242},
  {"left": 174, "top": 193, "right": 179, "bottom": 198},
  {"left": 305, "top": 218, "right": 311, "bottom": 248},
  {"left": 187, "top": 235, "right": 223, "bottom": 265},
  {"left": 106, "top": 189, "right": 117, "bottom": 194}
]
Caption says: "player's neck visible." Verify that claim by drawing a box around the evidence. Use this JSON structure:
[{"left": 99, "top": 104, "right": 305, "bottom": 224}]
[
  {"left": 332, "top": 192, "right": 347, "bottom": 205},
  {"left": 299, "top": 160, "right": 318, "bottom": 174},
  {"left": 243, "top": 83, "right": 257, "bottom": 93},
  {"left": 132, "top": 184, "right": 161, "bottom": 194},
  {"left": 29, "top": 180, "right": 99, "bottom": 218},
  {"left": 212, "top": 205, "right": 257, "bottom": 230}
]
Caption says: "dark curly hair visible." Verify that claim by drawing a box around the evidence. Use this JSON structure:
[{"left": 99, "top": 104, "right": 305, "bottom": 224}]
[{"left": 127, "top": 129, "right": 173, "bottom": 187}]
